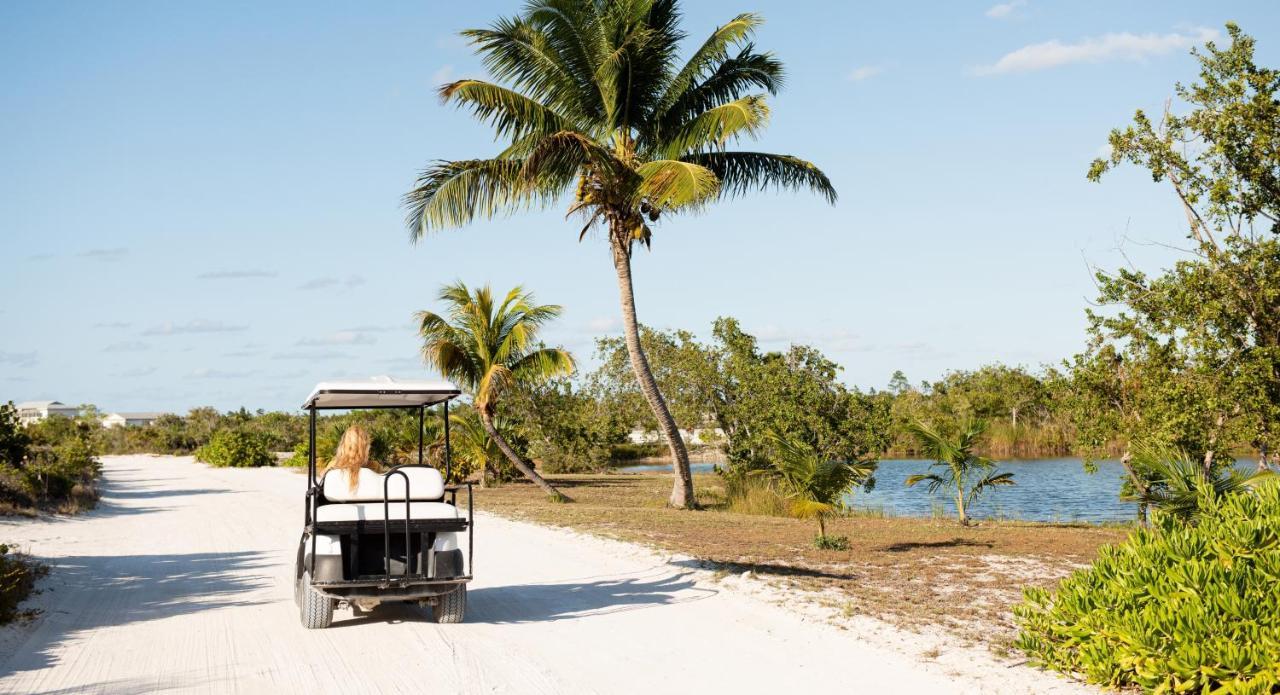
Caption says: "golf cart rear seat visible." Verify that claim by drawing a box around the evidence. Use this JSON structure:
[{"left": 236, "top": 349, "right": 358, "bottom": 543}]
[{"left": 315, "top": 467, "right": 460, "bottom": 522}]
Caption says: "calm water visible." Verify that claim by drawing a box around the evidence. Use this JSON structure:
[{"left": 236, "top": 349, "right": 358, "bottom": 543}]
[{"left": 616, "top": 457, "right": 1258, "bottom": 523}]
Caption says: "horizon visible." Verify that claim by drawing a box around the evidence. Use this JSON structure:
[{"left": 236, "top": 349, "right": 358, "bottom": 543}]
[{"left": 5, "top": 0, "right": 1279, "bottom": 414}]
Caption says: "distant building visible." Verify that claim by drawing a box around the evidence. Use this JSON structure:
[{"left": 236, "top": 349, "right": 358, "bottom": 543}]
[
  {"left": 102, "top": 412, "right": 167, "bottom": 429},
  {"left": 14, "top": 401, "right": 81, "bottom": 426},
  {"left": 628, "top": 427, "right": 725, "bottom": 447}
]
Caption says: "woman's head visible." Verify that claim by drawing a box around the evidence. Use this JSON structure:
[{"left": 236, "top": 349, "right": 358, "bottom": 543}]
[{"left": 327, "top": 425, "right": 371, "bottom": 490}]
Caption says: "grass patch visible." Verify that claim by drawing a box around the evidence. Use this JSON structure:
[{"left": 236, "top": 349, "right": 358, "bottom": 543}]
[
  {"left": 0, "top": 544, "right": 46, "bottom": 624},
  {"left": 476, "top": 472, "right": 1128, "bottom": 647}
]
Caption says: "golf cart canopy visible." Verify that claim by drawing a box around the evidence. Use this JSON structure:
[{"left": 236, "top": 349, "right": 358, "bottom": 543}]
[{"left": 302, "top": 377, "right": 461, "bottom": 410}]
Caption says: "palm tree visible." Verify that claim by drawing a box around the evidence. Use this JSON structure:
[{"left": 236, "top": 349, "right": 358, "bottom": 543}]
[
  {"left": 403, "top": 1, "right": 836, "bottom": 509},
  {"left": 906, "top": 419, "right": 1015, "bottom": 526},
  {"left": 417, "top": 282, "right": 575, "bottom": 500},
  {"left": 1126, "top": 445, "right": 1274, "bottom": 524},
  {"left": 764, "top": 432, "right": 875, "bottom": 545},
  {"left": 445, "top": 405, "right": 507, "bottom": 487}
]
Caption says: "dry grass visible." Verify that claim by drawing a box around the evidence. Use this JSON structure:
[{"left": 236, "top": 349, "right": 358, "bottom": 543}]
[{"left": 477, "top": 472, "right": 1129, "bottom": 647}]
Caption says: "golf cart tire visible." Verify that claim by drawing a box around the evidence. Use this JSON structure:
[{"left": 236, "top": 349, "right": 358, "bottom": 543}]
[
  {"left": 433, "top": 584, "right": 466, "bottom": 624},
  {"left": 299, "top": 571, "right": 334, "bottom": 629}
]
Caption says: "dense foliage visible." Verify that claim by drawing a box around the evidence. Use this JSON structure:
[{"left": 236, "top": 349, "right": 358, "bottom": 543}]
[
  {"left": 1015, "top": 482, "right": 1280, "bottom": 692},
  {"left": 194, "top": 428, "right": 274, "bottom": 468},
  {"left": 0, "top": 403, "right": 99, "bottom": 513},
  {"left": 0, "top": 544, "right": 45, "bottom": 625}
]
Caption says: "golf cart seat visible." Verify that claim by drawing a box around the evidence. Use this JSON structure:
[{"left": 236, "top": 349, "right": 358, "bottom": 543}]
[{"left": 315, "top": 467, "right": 460, "bottom": 522}]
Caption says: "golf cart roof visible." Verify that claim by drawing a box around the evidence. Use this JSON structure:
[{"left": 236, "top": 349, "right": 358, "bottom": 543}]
[{"left": 302, "top": 377, "right": 461, "bottom": 410}]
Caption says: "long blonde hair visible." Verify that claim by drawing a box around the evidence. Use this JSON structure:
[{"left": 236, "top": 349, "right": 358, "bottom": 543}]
[{"left": 325, "top": 425, "right": 376, "bottom": 490}]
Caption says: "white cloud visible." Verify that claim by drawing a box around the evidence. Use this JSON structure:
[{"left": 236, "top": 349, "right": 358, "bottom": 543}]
[
  {"left": 103, "top": 341, "right": 149, "bottom": 353},
  {"left": 976, "top": 27, "right": 1217, "bottom": 75},
  {"left": 77, "top": 247, "right": 128, "bottom": 262},
  {"left": 113, "top": 366, "right": 157, "bottom": 378},
  {"left": 985, "top": 0, "right": 1025, "bottom": 19},
  {"left": 94, "top": 322, "right": 132, "bottom": 329},
  {"left": 0, "top": 351, "right": 37, "bottom": 367},
  {"left": 270, "top": 351, "right": 353, "bottom": 361},
  {"left": 198, "top": 269, "right": 278, "bottom": 280},
  {"left": 432, "top": 64, "right": 455, "bottom": 85},
  {"left": 297, "top": 331, "right": 376, "bottom": 347},
  {"left": 143, "top": 320, "right": 247, "bottom": 336},
  {"left": 584, "top": 316, "right": 621, "bottom": 333},
  {"left": 298, "top": 275, "right": 365, "bottom": 290},
  {"left": 847, "top": 65, "right": 883, "bottom": 82},
  {"left": 187, "top": 368, "right": 254, "bottom": 379}
]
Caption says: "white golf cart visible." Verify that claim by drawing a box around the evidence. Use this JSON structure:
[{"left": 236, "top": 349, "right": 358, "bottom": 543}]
[{"left": 295, "top": 378, "right": 472, "bottom": 629}]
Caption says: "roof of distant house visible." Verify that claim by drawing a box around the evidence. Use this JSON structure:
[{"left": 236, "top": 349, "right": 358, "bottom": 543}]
[
  {"left": 15, "top": 400, "right": 68, "bottom": 410},
  {"left": 112, "top": 412, "right": 168, "bottom": 420}
]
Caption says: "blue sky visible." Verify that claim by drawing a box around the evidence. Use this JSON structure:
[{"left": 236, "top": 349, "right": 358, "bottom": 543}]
[{"left": 3, "top": 0, "right": 1278, "bottom": 413}]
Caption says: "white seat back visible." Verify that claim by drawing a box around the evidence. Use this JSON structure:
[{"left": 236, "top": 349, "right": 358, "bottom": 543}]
[{"left": 322, "top": 467, "right": 445, "bottom": 502}]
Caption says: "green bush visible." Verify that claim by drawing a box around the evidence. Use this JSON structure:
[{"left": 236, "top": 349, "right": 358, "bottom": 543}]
[
  {"left": 0, "top": 544, "right": 45, "bottom": 624},
  {"left": 1015, "top": 482, "right": 1280, "bottom": 693},
  {"left": 195, "top": 429, "right": 274, "bottom": 468}
]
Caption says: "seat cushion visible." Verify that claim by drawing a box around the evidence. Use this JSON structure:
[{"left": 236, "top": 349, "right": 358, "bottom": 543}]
[
  {"left": 322, "top": 466, "right": 444, "bottom": 502},
  {"left": 315, "top": 501, "right": 460, "bottom": 522}
]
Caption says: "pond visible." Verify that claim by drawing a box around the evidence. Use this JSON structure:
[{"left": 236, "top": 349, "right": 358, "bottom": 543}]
[{"left": 615, "top": 457, "right": 1263, "bottom": 523}]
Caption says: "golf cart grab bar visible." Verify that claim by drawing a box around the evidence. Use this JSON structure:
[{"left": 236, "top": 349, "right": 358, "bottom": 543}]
[{"left": 383, "top": 469, "right": 413, "bottom": 580}]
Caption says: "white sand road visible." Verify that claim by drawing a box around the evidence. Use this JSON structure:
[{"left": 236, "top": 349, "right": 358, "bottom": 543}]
[{"left": 0, "top": 456, "right": 1094, "bottom": 694}]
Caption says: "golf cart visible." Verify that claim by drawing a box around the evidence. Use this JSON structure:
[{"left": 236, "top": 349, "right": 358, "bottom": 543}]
[{"left": 295, "top": 377, "right": 472, "bottom": 629}]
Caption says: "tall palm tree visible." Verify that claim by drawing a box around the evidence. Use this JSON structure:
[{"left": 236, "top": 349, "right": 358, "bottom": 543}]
[
  {"left": 906, "top": 419, "right": 1015, "bottom": 526},
  {"left": 417, "top": 282, "right": 575, "bottom": 500},
  {"left": 765, "top": 431, "right": 876, "bottom": 545},
  {"left": 403, "top": 0, "right": 836, "bottom": 508}
]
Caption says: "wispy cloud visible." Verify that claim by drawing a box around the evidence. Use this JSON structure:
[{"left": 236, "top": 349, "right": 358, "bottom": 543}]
[
  {"left": 343, "top": 324, "right": 406, "bottom": 334},
  {"left": 847, "top": 65, "right": 883, "bottom": 82},
  {"left": 222, "top": 350, "right": 263, "bottom": 358},
  {"left": 197, "top": 270, "right": 278, "bottom": 280},
  {"left": 271, "top": 351, "right": 353, "bottom": 361},
  {"left": 187, "top": 367, "right": 255, "bottom": 379},
  {"left": 985, "top": 0, "right": 1025, "bottom": 19},
  {"left": 113, "top": 366, "right": 157, "bottom": 378},
  {"left": 0, "top": 351, "right": 37, "bottom": 367},
  {"left": 432, "top": 64, "right": 456, "bottom": 84},
  {"left": 583, "top": 316, "right": 621, "bottom": 333},
  {"left": 975, "top": 27, "right": 1217, "bottom": 75},
  {"left": 298, "top": 275, "right": 365, "bottom": 290},
  {"left": 27, "top": 253, "right": 55, "bottom": 262},
  {"left": 103, "top": 341, "right": 149, "bottom": 353},
  {"left": 77, "top": 247, "right": 128, "bottom": 262},
  {"left": 94, "top": 321, "right": 132, "bottom": 329},
  {"left": 298, "top": 331, "right": 376, "bottom": 347},
  {"left": 143, "top": 320, "right": 247, "bottom": 336}
]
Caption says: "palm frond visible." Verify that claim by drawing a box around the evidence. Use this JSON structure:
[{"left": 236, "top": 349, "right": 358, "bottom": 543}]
[
  {"left": 439, "top": 79, "right": 573, "bottom": 141},
  {"left": 403, "top": 159, "right": 552, "bottom": 240},
  {"left": 654, "top": 46, "right": 783, "bottom": 139},
  {"left": 635, "top": 160, "right": 720, "bottom": 210},
  {"left": 659, "top": 95, "right": 770, "bottom": 157},
  {"left": 682, "top": 151, "right": 836, "bottom": 204},
  {"left": 654, "top": 12, "right": 762, "bottom": 118}
]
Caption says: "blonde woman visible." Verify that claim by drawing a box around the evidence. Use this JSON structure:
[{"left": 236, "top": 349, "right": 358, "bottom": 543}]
[{"left": 323, "top": 425, "right": 383, "bottom": 490}]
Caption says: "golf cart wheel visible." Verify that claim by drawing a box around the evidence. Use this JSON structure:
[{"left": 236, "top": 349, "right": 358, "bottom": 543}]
[
  {"left": 298, "top": 570, "right": 334, "bottom": 629},
  {"left": 433, "top": 585, "right": 466, "bottom": 624}
]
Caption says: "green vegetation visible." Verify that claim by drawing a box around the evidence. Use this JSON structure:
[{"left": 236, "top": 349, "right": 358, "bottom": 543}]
[
  {"left": 905, "top": 419, "right": 1015, "bottom": 526},
  {"left": 194, "top": 428, "right": 274, "bottom": 468},
  {"left": 0, "top": 544, "right": 45, "bottom": 624},
  {"left": 1015, "top": 482, "right": 1280, "bottom": 692},
  {"left": 760, "top": 431, "right": 874, "bottom": 548},
  {"left": 0, "top": 402, "right": 100, "bottom": 514},
  {"left": 404, "top": 0, "right": 836, "bottom": 509},
  {"left": 1125, "top": 446, "right": 1273, "bottom": 524},
  {"left": 416, "top": 282, "right": 575, "bottom": 500}
]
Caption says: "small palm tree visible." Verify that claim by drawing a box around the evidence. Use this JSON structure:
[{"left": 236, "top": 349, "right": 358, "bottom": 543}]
[
  {"left": 417, "top": 282, "right": 575, "bottom": 500},
  {"left": 765, "top": 432, "right": 875, "bottom": 546},
  {"left": 446, "top": 405, "right": 507, "bottom": 487},
  {"left": 1127, "top": 445, "right": 1275, "bottom": 524},
  {"left": 403, "top": 1, "right": 836, "bottom": 509},
  {"left": 906, "top": 419, "right": 1014, "bottom": 526}
]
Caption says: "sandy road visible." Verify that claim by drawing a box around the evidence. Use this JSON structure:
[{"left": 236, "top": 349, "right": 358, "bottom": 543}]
[{"left": 0, "top": 455, "right": 1091, "bottom": 694}]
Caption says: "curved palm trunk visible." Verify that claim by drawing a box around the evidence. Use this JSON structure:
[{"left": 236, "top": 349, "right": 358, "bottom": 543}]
[
  {"left": 610, "top": 236, "right": 696, "bottom": 509},
  {"left": 479, "top": 412, "right": 570, "bottom": 502}
]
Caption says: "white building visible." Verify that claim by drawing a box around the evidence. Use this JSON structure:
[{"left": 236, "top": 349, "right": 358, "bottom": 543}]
[
  {"left": 102, "top": 412, "right": 167, "bottom": 429},
  {"left": 627, "top": 427, "right": 725, "bottom": 447},
  {"left": 15, "top": 401, "right": 81, "bottom": 426}
]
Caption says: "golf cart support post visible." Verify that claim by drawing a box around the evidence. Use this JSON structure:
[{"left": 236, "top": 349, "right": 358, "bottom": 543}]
[{"left": 299, "top": 379, "right": 471, "bottom": 603}]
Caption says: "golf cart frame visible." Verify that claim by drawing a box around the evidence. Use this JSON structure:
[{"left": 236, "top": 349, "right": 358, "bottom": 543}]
[{"left": 295, "top": 378, "right": 472, "bottom": 628}]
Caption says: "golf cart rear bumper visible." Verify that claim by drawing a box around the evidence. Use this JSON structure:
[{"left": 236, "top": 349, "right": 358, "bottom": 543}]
[{"left": 312, "top": 576, "right": 471, "bottom": 600}]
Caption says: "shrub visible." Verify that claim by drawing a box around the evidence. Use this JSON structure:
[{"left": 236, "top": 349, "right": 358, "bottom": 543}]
[
  {"left": 813, "top": 534, "right": 850, "bottom": 551},
  {"left": 1014, "top": 482, "right": 1280, "bottom": 692},
  {"left": 0, "top": 544, "right": 46, "bottom": 624},
  {"left": 195, "top": 429, "right": 274, "bottom": 468}
]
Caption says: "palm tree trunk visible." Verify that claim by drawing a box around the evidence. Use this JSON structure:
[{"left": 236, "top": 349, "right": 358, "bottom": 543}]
[
  {"left": 479, "top": 412, "right": 570, "bottom": 502},
  {"left": 610, "top": 235, "right": 696, "bottom": 509},
  {"left": 955, "top": 486, "right": 967, "bottom": 526}
]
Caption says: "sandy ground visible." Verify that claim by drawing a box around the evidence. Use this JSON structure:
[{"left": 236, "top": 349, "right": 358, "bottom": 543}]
[{"left": 0, "top": 456, "right": 1095, "bottom": 695}]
